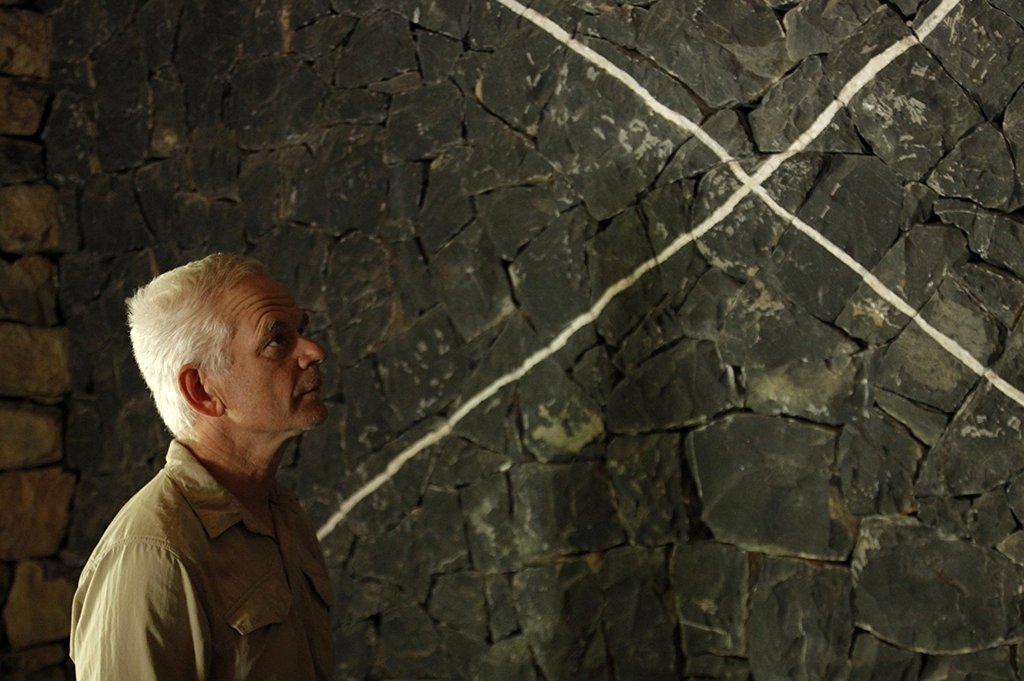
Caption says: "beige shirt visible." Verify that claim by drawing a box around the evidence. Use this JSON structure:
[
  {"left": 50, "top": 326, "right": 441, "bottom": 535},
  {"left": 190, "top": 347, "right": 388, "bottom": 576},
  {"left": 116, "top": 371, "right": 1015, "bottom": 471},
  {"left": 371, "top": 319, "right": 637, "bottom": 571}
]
[{"left": 70, "top": 441, "right": 334, "bottom": 680}]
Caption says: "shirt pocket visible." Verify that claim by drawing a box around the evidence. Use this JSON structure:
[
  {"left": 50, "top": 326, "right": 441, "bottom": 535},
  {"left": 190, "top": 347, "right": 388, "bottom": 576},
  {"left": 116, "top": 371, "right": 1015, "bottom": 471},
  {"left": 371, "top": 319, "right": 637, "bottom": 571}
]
[{"left": 223, "top": 571, "right": 292, "bottom": 636}]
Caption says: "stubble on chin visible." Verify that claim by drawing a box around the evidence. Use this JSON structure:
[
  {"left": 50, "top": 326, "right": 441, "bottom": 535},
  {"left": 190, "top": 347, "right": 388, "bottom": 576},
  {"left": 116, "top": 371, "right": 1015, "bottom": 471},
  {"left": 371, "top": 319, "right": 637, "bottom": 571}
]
[{"left": 302, "top": 398, "right": 329, "bottom": 430}]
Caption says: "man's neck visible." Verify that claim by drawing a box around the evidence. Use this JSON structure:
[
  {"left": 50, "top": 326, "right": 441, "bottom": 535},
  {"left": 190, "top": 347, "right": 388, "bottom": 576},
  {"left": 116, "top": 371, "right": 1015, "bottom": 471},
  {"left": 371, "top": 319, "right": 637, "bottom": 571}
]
[{"left": 180, "top": 427, "right": 288, "bottom": 528}]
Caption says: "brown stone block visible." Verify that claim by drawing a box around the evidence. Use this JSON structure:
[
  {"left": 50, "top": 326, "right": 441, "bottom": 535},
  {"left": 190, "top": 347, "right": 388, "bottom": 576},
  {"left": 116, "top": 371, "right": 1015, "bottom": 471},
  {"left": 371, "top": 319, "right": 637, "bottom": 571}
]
[
  {"left": 0, "top": 255, "right": 59, "bottom": 325},
  {"left": 2, "top": 561, "right": 75, "bottom": 649},
  {"left": 0, "top": 184, "right": 60, "bottom": 253},
  {"left": 0, "top": 642, "right": 66, "bottom": 677},
  {"left": 0, "top": 401, "right": 62, "bottom": 470},
  {"left": 0, "top": 324, "right": 70, "bottom": 398},
  {"left": 0, "top": 76, "right": 47, "bottom": 135},
  {"left": 0, "top": 9, "right": 50, "bottom": 79},
  {"left": 0, "top": 468, "right": 75, "bottom": 560}
]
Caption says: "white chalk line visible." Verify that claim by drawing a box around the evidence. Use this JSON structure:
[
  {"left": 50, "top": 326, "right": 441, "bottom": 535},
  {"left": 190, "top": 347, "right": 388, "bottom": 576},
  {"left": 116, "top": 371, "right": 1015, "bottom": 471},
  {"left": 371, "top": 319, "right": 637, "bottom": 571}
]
[
  {"left": 317, "top": 0, "right": 1009, "bottom": 540},
  {"left": 504, "top": 0, "right": 1019, "bottom": 403},
  {"left": 316, "top": 171, "right": 754, "bottom": 539}
]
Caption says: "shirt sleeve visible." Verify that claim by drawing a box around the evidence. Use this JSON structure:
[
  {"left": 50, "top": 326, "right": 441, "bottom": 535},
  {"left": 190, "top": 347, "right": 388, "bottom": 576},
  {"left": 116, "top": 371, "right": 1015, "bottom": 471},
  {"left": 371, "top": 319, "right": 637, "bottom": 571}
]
[{"left": 70, "top": 538, "right": 210, "bottom": 681}]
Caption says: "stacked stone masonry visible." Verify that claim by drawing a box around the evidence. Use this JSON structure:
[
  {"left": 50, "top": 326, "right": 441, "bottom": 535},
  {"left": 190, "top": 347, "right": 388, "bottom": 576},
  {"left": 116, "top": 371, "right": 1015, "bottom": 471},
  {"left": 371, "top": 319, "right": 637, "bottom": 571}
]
[
  {"left": 0, "top": 4, "right": 77, "bottom": 681},
  {"left": 13, "top": 0, "right": 1024, "bottom": 678}
]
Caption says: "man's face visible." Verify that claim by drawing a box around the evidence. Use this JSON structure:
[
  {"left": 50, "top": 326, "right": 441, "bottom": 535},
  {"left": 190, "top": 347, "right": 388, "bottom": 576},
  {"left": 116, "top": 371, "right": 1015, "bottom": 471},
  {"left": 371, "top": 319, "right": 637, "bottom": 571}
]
[{"left": 206, "top": 273, "right": 328, "bottom": 442}]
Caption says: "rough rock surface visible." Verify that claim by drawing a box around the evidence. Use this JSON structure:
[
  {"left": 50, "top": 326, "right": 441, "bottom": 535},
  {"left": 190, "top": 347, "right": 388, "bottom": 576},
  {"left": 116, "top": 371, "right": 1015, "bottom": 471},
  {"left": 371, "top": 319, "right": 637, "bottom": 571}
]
[
  {"left": 687, "top": 413, "right": 857, "bottom": 560},
  {"left": 32, "top": 0, "right": 1024, "bottom": 677},
  {"left": 853, "top": 516, "right": 1024, "bottom": 654}
]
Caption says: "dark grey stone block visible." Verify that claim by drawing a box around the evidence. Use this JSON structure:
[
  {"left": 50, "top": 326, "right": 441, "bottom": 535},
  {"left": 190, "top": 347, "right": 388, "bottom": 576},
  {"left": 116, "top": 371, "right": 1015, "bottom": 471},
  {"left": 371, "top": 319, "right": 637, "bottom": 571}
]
[
  {"left": 50, "top": 0, "right": 111, "bottom": 61},
  {"left": 226, "top": 57, "right": 326, "bottom": 150},
  {"left": 919, "top": 0, "right": 1024, "bottom": 117},
  {"left": 750, "top": 56, "right": 863, "bottom": 153},
  {"left": 185, "top": 126, "right": 240, "bottom": 200},
  {"left": 80, "top": 174, "right": 149, "bottom": 253},
  {"left": 428, "top": 572, "right": 488, "bottom": 639},
  {"left": 876, "top": 276, "right": 1003, "bottom": 413},
  {"left": 42, "top": 71, "right": 97, "bottom": 184},
  {"left": 535, "top": 39, "right": 698, "bottom": 219},
  {"left": 765, "top": 155, "right": 903, "bottom": 322},
  {"left": 333, "top": 13, "right": 418, "bottom": 87},
  {"left": 919, "top": 647, "right": 1018, "bottom": 680},
  {"left": 294, "top": 126, "right": 390, "bottom": 234},
  {"left": 838, "top": 410, "right": 922, "bottom": 516},
  {"left": 915, "top": 315, "right": 1024, "bottom": 496},
  {"left": 587, "top": 209, "right": 663, "bottom": 346},
  {"left": 635, "top": 0, "right": 795, "bottom": 107},
  {"left": 462, "top": 471, "right": 519, "bottom": 573},
  {"left": 386, "top": 82, "right": 465, "bottom": 162},
  {"left": 430, "top": 223, "right": 514, "bottom": 342},
  {"left": 674, "top": 267, "right": 741, "bottom": 342},
  {"left": 718, "top": 276, "right": 860, "bottom": 370},
  {"left": 519, "top": 360, "right": 603, "bottom": 462},
  {"left": 377, "top": 306, "right": 471, "bottom": 430},
  {"left": 292, "top": 14, "right": 357, "bottom": 61},
  {"left": 837, "top": 223, "right": 969, "bottom": 345},
  {"left": 688, "top": 413, "right": 856, "bottom": 560},
  {"left": 853, "top": 516, "right": 1024, "bottom": 654},
  {"left": 513, "top": 548, "right": 677, "bottom": 681},
  {"left": 475, "top": 185, "right": 562, "bottom": 261},
  {"left": 783, "top": 0, "right": 879, "bottom": 61},
  {"left": 746, "top": 353, "right": 869, "bottom": 426},
  {"left": 848, "top": 633, "right": 922, "bottom": 681},
  {"left": 670, "top": 540, "right": 748, "bottom": 657},
  {"left": 748, "top": 556, "right": 853, "bottom": 681},
  {"left": 874, "top": 388, "right": 949, "bottom": 446},
  {"left": 608, "top": 339, "right": 739, "bottom": 434},
  {"left": 927, "top": 124, "right": 1020, "bottom": 211},
  {"left": 508, "top": 210, "right": 592, "bottom": 342},
  {"left": 347, "top": 487, "right": 469, "bottom": 604},
  {"left": 474, "top": 24, "right": 564, "bottom": 135},
  {"left": 936, "top": 199, "right": 1024, "bottom": 280},
  {"left": 954, "top": 263, "right": 1024, "bottom": 330},
  {"left": 418, "top": 147, "right": 475, "bottom": 253},
  {"left": 510, "top": 463, "right": 624, "bottom": 560},
  {"left": 484, "top": 574, "right": 519, "bottom": 643},
  {"left": 332, "top": 621, "right": 376, "bottom": 681},
  {"left": 324, "top": 231, "right": 400, "bottom": 365},
  {"left": 474, "top": 636, "right": 539, "bottom": 681},
  {"left": 378, "top": 605, "right": 450, "bottom": 678},
  {"left": 823, "top": 6, "right": 983, "bottom": 180},
  {"left": 92, "top": 28, "right": 149, "bottom": 171},
  {"left": 606, "top": 434, "right": 686, "bottom": 546}
]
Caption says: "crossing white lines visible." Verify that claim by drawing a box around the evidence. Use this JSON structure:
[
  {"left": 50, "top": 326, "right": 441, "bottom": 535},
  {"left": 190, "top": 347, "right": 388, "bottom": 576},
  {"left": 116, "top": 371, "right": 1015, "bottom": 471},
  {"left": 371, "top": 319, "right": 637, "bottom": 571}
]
[{"left": 316, "top": 0, "right": 1021, "bottom": 541}]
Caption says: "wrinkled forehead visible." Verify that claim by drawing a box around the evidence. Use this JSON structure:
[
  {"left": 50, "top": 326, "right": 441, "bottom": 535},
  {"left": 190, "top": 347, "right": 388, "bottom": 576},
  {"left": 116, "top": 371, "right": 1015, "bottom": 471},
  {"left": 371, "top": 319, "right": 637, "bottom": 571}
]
[{"left": 216, "top": 273, "right": 299, "bottom": 335}]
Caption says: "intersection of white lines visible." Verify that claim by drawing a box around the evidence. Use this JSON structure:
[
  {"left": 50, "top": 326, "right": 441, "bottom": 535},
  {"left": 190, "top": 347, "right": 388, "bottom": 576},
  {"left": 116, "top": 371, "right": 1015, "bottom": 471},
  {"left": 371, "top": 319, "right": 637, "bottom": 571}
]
[{"left": 317, "top": 0, "right": 1023, "bottom": 541}]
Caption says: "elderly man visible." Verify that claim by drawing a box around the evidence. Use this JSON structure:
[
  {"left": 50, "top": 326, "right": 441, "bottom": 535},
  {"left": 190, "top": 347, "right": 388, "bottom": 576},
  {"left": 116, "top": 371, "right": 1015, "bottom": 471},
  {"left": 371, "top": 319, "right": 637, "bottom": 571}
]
[{"left": 70, "top": 254, "right": 334, "bottom": 680}]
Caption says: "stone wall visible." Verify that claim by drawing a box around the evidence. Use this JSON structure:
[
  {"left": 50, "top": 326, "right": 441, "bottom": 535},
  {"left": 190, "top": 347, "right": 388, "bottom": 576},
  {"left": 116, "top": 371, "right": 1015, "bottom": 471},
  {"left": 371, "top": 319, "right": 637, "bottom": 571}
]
[
  {"left": 11, "top": 0, "right": 1024, "bottom": 679},
  {"left": 0, "top": 3, "right": 78, "bottom": 680}
]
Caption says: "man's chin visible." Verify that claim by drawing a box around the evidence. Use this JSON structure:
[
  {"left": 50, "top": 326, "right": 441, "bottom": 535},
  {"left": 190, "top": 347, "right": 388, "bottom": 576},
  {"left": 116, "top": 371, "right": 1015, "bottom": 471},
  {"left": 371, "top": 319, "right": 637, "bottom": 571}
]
[{"left": 301, "top": 401, "right": 329, "bottom": 429}]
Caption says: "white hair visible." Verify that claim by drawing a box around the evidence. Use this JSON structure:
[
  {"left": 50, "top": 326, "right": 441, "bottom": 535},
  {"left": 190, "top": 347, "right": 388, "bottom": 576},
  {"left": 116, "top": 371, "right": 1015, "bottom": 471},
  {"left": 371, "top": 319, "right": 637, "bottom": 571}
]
[{"left": 126, "top": 253, "right": 266, "bottom": 438}]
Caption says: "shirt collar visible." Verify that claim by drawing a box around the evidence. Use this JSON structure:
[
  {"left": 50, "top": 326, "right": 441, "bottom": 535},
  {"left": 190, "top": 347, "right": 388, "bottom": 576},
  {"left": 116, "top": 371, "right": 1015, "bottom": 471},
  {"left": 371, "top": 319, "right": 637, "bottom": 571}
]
[{"left": 164, "top": 440, "right": 286, "bottom": 539}]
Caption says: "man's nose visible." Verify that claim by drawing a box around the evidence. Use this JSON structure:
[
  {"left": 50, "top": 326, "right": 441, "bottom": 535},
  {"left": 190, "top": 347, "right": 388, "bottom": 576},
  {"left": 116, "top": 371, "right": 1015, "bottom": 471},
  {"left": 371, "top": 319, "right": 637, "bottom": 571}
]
[{"left": 298, "top": 335, "right": 327, "bottom": 368}]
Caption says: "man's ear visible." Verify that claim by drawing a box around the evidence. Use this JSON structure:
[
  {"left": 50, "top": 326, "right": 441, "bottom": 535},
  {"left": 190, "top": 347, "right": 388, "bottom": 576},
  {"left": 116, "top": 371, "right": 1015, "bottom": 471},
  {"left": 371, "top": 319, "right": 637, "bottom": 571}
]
[{"left": 178, "top": 365, "right": 225, "bottom": 418}]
